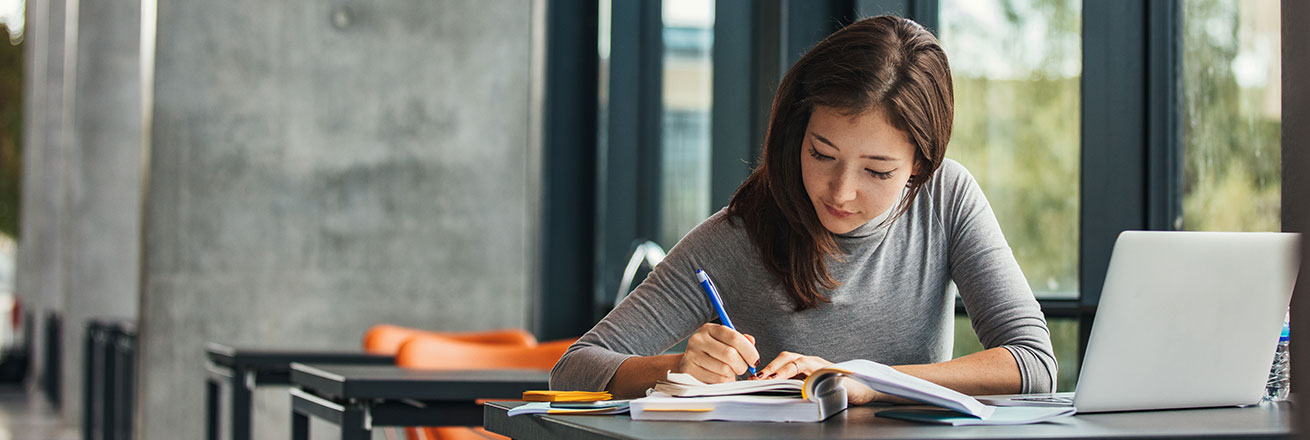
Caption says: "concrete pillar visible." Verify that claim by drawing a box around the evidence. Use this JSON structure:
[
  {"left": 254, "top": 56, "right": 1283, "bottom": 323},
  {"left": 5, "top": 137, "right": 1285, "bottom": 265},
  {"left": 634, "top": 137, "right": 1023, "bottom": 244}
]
[
  {"left": 138, "top": 1, "right": 541, "bottom": 438},
  {"left": 59, "top": 0, "right": 143, "bottom": 423},
  {"left": 18, "top": 0, "right": 42, "bottom": 317},
  {"left": 17, "top": 0, "right": 42, "bottom": 394},
  {"left": 17, "top": 0, "right": 72, "bottom": 396}
]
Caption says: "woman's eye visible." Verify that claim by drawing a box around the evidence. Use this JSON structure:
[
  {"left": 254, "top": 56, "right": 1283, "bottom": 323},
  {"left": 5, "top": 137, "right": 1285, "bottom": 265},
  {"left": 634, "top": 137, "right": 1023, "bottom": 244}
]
[
  {"left": 867, "top": 169, "right": 893, "bottom": 180},
  {"left": 808, "top": 146, "right": 834, "bottom": 161}
]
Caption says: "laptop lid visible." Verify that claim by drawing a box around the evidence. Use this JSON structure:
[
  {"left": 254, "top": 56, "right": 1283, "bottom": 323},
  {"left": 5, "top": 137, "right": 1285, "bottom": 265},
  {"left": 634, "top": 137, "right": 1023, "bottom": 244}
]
[{"left": 1073, "top": 231, "right": 1299, "bottom": 413}]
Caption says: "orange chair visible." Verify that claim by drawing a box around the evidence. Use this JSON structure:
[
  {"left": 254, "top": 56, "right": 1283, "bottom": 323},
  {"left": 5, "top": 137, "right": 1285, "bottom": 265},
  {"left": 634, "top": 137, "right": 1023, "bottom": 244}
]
[
  {"left": 395, "top": 334, "right": 579, "bottom": 440},
  {"left": 361, "top": 325, "right": 542, "bottom": 440},
  {"left": 362, "top": 324, "right": 539, "bottom": 354}
]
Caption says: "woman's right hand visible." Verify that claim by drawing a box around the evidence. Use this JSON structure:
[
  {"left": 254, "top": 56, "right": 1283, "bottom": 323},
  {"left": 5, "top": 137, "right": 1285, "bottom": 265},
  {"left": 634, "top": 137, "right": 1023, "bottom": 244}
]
[{"left": 675, "top": 323, "right": 760, "bottom": 383}]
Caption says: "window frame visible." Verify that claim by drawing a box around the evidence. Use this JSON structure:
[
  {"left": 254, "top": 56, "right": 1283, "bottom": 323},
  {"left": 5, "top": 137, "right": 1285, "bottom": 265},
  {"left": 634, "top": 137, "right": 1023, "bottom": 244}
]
[
  {"left": 592, "top": 0, "right": 665, "bottom": 324},
  {"left": 535, "top": 0, "right": 600, "bottom": 340}
]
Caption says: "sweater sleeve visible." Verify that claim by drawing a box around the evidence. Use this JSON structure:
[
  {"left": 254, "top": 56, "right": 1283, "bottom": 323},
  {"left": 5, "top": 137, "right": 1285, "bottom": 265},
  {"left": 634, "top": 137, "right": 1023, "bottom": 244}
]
[
  {"left": 549, "top": 214, "right": 730, "bottom": 391},
  {"left": 937, "top": 160, "right": 1058, "bottom": 393}
]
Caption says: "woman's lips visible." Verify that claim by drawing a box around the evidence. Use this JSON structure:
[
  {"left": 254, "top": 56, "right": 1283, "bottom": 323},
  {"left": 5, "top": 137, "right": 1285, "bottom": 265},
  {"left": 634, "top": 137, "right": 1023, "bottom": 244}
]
[{"left": 825, "top": 203, "right": 853, "bottom": 218}]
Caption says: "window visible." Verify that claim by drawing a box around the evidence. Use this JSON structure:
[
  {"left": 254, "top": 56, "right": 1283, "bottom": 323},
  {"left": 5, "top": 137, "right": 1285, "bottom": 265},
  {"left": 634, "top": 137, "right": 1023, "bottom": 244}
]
[
  {"left": 592, "top": 0, "right": 716, "bottom": 315},
  {"left": 563, "top": 2, "right": 1275, "bottom": 381},
  {"left": 939, "top": 0, "right": 1082, "bottom": 392},
  {"left": 939, "top": 0, "right": 1081, "bottom": 301},
  {"left": 1180, "top": 0, "right": 1280, "bottom": 232},
  {"left": 659, "top": 0, "right": 715, "bottom": 248}
]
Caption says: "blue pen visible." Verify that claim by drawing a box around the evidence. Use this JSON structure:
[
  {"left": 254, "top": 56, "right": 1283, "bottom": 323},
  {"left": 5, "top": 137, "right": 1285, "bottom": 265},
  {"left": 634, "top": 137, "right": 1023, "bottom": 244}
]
[{"left": 695, "top": 269, "right": 756, "bottom": 375}]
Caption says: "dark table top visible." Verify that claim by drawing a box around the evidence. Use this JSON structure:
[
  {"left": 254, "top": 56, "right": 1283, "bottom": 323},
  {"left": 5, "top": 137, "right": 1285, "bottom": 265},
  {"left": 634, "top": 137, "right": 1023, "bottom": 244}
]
[
  {"left": 205, "top": 343, "right": 395, "bottom": 371},
  {"left": 484, "top": 400, "right": 1294, "bottom": 440},
  {"left": 291, "top": 363, "right": 550, "bottom": 402}
]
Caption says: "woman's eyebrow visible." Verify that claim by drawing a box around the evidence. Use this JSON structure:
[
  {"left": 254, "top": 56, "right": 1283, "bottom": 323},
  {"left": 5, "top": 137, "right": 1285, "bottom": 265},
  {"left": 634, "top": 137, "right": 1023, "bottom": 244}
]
[{"left": 811, "top": 132, "right": 899, "bottom": 161}]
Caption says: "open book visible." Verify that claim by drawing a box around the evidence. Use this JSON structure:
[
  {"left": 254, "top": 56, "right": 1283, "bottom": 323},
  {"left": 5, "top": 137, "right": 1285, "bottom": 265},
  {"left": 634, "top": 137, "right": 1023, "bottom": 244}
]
[
  {"left": 631, "top": 359, "right": 1075, "bottom": 425},
  {"left": 631, "top": 371, "right": 847, "bottom": 422},
  {"left": 653, "top": 373, "right": 804, "bottom": 397}
]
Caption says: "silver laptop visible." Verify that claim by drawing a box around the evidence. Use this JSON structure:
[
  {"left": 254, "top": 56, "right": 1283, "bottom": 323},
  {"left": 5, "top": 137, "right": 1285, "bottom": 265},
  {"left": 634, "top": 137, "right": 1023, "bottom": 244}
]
[{"left": 980, "top": 231, "right": 1300, "bottom": 413}]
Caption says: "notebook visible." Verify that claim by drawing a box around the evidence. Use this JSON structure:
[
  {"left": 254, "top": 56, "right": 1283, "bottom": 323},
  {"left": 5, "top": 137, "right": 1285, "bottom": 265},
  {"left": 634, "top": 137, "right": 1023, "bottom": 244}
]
[
  {"left": 978, "top": 231, "right": 1301, "bottom": 413},
  {"left": 521, "top": 390, "right": 612, "bottom": 402},
  {"left": 630, "top": 359, "right": 1075, "bottom": 424}
]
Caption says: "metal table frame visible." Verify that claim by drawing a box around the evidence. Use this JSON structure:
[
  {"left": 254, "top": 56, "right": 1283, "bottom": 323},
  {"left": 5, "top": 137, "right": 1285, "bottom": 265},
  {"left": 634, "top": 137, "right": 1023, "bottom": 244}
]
[
  {"left": 203, "top": 343, "right": 394, "bottom": 440},
  {"left": 83, "top": 320, "right": 136, "bottom": 440},
  {"left": 288, "top": 363, "right": 549, "bottom": 440}
]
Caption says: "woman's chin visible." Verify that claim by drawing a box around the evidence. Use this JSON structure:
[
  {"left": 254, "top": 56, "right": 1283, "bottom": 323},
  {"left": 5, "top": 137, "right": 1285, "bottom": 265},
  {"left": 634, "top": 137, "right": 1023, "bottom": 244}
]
[{"left": 820, "top": 218, "right": 859, "bottom": 235}]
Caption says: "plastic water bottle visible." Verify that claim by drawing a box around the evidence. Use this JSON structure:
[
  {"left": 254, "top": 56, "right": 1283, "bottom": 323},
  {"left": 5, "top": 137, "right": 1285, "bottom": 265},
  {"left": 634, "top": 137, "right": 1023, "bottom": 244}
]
[{"left": 1264, "top": 319, "right": 1291, "bottom": 402}]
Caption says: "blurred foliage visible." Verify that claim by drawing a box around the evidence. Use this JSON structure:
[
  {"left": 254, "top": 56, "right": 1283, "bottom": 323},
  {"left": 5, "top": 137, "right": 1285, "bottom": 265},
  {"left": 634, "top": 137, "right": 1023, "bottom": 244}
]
[
  {"left": 0, "top": 24, "right": 19, "bottom": 239},
  {"left": 941, "top": 0, "right": 1081, "bottom": 298},
  {"left": 950, "top": 76, "right": 1079, "bottom": 296},
  {"left": 1181, "top": 0, "right": 1281, "bottom": 232}
]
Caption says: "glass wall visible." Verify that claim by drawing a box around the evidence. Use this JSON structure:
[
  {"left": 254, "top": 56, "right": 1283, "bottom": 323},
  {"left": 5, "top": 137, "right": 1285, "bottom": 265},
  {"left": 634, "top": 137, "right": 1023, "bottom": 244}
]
[
  {"left": 1181, "top": 0, "right": 1281, "bottom": 232},
  {"left": 658, "top": 0, "right": 715, "bottom": 248},
  {"left": 939, "top": 0, "right": 1082, "bottom": 392}
]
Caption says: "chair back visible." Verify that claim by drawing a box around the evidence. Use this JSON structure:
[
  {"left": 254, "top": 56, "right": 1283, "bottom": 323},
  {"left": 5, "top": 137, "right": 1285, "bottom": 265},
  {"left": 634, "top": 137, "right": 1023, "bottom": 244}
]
[
  {"left": 362, "top": 324, "right": 537, "bottom": 355},
  {"left": 395, "top": 335, "right": 577, "bottom": 371}
]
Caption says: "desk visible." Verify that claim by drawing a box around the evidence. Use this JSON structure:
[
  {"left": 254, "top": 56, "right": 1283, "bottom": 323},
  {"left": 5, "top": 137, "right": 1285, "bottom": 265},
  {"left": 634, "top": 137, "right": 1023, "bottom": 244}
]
[
  {"left": 204, "top": 344, "right": 394, "bottom": 440},
  {"left": 290, "top": 363, "right": 549, "bottom": 440},
  {"left": 484, "top": 400, "right": 1293, "bottom": 439}
]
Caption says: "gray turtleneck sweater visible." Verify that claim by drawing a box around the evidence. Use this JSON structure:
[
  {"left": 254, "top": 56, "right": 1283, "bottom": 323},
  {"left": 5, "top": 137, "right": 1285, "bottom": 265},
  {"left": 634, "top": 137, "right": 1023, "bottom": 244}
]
[{"left": 550, "top": 158, "right": 1057, "bottom": 394}]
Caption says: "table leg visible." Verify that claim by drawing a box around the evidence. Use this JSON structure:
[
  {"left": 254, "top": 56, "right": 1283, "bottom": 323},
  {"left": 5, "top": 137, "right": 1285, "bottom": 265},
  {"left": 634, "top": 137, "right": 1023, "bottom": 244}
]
[
  {"left": 103, "top": 340, "right": 116, "bottom": 440},
  {"left": 340, "top": 405, "right": 370, "bottom": 440},
  {"left": 206, "top": 377, "right": 220, "bottom": 440},
  {"left": 84, "top": 330, "right": 97, "bottom": 440},
  {"left": 292, "top": 410, "right": 309, "bottom": 440},
  {"left": 230, "top": 369, "right": 253, "bottom": 440}
]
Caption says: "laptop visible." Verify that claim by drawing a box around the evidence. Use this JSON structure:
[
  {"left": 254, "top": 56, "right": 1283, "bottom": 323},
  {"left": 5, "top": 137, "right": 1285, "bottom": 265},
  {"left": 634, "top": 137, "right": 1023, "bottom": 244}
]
[{"left": 979, "top": 231, "right": 1300, "bottom": 413}]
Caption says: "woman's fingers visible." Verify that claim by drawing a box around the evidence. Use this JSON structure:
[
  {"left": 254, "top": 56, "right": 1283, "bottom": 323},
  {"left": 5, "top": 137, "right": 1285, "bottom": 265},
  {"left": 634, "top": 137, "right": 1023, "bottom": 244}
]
[
  {"left": 678, "top": 323, "right": 761, "bottom": 383},
  {"left": 694, "top": 342, "right": 748, "bottom": 376},
  {"left": 756, "top": 352, "right": 833, "bottom": 379},
  {"left": 685, "top": 353, "right": 737, "bottom": 383},
  {"left": 756, "top": 351, "right": 803, "bottom": 379},
  {"left": 706, "top": 325, "right": 761, "bottom": 369}
]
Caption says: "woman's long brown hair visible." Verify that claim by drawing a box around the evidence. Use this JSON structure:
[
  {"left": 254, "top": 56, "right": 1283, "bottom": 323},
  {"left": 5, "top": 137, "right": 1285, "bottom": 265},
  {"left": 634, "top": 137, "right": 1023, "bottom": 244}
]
[{"left": 726, "top": 16, "right": 954, "bottom": 310}]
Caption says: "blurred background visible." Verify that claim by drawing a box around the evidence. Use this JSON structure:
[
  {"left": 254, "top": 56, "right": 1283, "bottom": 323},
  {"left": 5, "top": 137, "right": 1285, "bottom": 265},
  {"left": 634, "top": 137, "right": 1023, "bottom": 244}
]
[{"left": 0, "top": 0, "right": 1291, "bottom": 438}]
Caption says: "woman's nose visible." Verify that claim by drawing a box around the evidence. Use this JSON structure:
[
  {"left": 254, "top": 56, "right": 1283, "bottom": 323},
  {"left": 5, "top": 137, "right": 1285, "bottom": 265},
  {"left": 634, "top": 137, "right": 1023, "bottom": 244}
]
[{"left": 830, "top": 170, "right": 858, "bottom": 204}]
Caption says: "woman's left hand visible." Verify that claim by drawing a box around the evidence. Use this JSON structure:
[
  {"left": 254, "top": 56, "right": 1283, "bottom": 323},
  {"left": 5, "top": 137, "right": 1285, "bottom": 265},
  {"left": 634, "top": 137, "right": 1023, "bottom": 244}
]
[
  {"left": 751, "top": 351, "right": 884, "bottom": 404},
  {"left": 752, "top": 351, "right": 832, "bottom": 380}
]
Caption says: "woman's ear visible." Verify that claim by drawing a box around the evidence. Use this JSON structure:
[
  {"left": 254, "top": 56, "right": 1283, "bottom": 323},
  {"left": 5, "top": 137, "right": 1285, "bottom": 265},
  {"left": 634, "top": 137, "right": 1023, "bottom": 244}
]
[{"left": 906, "top": 160, "right": 924, "bottom": 188}]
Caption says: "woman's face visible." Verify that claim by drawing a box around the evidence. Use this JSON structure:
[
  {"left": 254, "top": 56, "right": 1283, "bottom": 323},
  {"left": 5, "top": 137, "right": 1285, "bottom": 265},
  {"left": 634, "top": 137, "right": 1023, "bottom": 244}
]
[{"left": 800, "top": 105, "right": 918, "bottom": 235}]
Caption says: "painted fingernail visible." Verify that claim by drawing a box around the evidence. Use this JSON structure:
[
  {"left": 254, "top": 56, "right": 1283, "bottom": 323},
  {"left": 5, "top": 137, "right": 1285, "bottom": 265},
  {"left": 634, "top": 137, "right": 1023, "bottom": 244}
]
[{"left": 755, "top": 360, "right": 761, "bottom": 367}]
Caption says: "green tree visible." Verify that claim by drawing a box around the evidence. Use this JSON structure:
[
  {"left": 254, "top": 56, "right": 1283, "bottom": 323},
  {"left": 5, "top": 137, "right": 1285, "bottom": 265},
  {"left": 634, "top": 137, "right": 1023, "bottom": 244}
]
[{"left": 1181, "top": 0, "right": 1280, "bottom": 232}]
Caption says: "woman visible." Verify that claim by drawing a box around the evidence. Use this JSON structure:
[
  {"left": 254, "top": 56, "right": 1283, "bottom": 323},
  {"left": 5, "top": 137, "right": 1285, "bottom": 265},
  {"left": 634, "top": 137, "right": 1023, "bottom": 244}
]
[{"left": 550, "top": 15, "right": 1056, "bottom": 405}]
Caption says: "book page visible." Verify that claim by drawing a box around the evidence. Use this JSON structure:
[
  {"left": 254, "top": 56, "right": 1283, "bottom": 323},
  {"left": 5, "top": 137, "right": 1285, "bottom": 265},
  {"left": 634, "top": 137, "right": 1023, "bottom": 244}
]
[
  {"left": 653, "top": 372, "right": 803, "bottom": 397},
  {"left": 804, "top": 359, "right": 995, "bottom": 419}
]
